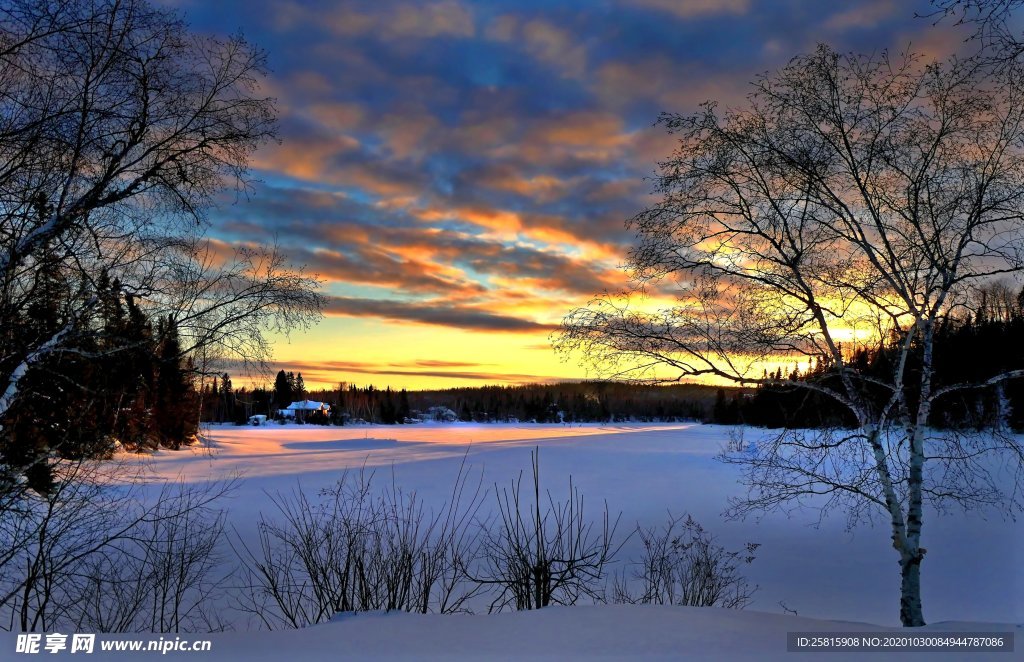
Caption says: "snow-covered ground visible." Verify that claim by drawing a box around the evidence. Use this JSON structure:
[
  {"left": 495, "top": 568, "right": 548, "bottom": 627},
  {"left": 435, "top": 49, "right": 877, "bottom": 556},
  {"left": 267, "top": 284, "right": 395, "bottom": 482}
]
[
  {"left": 7, "top": 606, "right": 1020, "bottom": 660},
  {"left": 122, "top": 422, "right": 1020, "bottom": 656}
]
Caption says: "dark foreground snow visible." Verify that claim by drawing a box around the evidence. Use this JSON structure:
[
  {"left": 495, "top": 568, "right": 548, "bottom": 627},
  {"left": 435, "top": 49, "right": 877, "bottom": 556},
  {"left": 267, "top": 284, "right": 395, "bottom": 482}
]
[{"left": 5, "top": 605, "right": 1018, "bottom": 660}]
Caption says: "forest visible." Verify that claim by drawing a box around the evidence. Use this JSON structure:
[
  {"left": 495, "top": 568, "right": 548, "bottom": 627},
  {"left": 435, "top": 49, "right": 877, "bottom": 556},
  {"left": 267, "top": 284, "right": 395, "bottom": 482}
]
[
  {"left": 719, "top": 284, "right": 1024, "bottom": 431},
  {"left": 203, "top": 375, "right": 719, "bottom": 426},
  {"left": 3, "top": 270, "right": 200, "bottom": 491}
]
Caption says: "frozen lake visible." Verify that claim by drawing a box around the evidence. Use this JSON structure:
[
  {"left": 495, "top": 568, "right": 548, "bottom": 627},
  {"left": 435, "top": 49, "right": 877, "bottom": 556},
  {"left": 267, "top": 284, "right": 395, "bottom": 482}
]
[{"left": 136, "top": 422, "right": 1023, "bottom": 627}]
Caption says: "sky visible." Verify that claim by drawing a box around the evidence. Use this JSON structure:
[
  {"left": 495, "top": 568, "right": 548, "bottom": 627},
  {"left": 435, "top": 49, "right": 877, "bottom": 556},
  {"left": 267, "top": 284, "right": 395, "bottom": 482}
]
[{"left": 169, "top": 0, "right": 970, "bottom": 390}]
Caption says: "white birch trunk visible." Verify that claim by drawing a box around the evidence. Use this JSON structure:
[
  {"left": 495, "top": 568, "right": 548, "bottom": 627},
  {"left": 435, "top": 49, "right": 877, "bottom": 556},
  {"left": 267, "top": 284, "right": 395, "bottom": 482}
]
[{"left": 900, "top": 324, "right": 933, "bottom": 627}]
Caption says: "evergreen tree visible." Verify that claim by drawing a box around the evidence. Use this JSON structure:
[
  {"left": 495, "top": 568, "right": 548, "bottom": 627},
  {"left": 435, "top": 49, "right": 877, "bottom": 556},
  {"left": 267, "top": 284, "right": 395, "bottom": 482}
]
[
  {"left": 398, "top": 389, "right": 411, "bottom": 423},
  {"left": 220, "top": 373, "right": 234, "bottom": 423},
  {"left": 113, "top": 294, "right": 156, "bottom": 446},
  {"left": 273, "top": 370, "right": 292, "bottom": 410},
  {"left": 153, "top": 317, "right": 199, "bottom": 448}
]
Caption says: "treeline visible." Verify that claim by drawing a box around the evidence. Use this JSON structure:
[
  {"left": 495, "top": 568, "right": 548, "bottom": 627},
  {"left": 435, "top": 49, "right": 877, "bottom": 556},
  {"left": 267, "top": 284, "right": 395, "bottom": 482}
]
[
  {"left": 712, "top": 285, "right": 1024, "bottom": 430},
  {"left": 215, "top": 379, "right": 723, "bottom": 426},
  {"left": 405, "top": 382, "right": 713, "bottom": 424},
  {"left": 2, "top": 271, "right": 201, "bottom": 491}
]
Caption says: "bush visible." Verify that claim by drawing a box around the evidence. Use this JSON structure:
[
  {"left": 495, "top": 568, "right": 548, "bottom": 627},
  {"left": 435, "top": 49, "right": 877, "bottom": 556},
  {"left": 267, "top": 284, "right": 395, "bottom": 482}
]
[
  {"left": 232, "top": 459, "right": 485, "bottom": 628},
  {"left": 613, "top": 513, "right": 758, "bottom": 609},
  {"left": 0, "top": 461, "right": 234, "bottom": 632},
  {"left": 471, "top": 449, "right": 623, "bottom": 612}
]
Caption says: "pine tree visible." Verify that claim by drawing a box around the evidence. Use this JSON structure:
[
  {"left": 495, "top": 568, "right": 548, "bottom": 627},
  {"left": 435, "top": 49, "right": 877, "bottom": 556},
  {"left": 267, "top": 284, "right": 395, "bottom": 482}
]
[
  {"left": 116, "top": 294, "right": 156, "bottom": 447},
  {"left": 153, "top": 317, "right": 198, "bottom": 448},
  {"left": 398, "top": 389, "right": 411, "bottom": 423},
  {"left": 273, "top": 370, "right": 292, "bottom": 410},
  {"left": 220, "top": 373, "right": 234, "bottom": 423}
]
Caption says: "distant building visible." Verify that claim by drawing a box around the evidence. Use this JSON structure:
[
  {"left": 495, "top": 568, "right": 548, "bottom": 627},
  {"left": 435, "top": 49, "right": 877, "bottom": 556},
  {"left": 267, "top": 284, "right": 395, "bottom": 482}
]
[
  {"left": 278, "top": 400, "right": 330, "bottom": 421},
  {"left": 425, "top": 405, "right": 458, "bottom": 422},
  {"left": 248, "top": 414, "right": 268, "bottom": 426}
]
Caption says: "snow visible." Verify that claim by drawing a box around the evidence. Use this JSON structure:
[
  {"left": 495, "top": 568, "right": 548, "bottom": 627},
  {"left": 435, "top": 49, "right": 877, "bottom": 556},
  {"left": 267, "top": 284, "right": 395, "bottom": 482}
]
[
  {"left": 5, "top": 606, "right": 1019, "bottom": 660},
  {"left": 118, "top": 422, "right": 1022, "bottom": 655},
  {"left": 284, "top": 400, "right": 329, "bottom": 411}
]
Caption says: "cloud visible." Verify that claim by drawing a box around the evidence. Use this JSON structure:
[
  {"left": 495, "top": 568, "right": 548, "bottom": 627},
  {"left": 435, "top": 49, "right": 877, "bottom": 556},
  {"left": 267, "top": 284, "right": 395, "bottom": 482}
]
[
  {"left": 324, "top": 296, "right": 558, "bottom": 333},
  {"left": 824, "top": 1, "right": 897, "bottom": 31},
  {"left": 270, "top": 358, "right": 567, "bottom": 384},
  {"left": 391, "top": 1, "right": 475, "bottom": 39},
  {"left": 401, "top": 359, "right": 492, "bottom": 368},
  {"left": 305, "top": 101, "right": 366, "bottom": 131},
  {"left": 321, "top": 1, "right": 476, "bottom": 40},
  {"left": 486, "top": 15, "right": 588, "bottom": 79},
  {"left": 218, "top": 185, "right": 628, "bottom": 297},
  {"left": 526, "top": 111, "right": 628, "bottom": 149},
  {"left": 623, "top": 0, "right": 751, "bottom": 20},
  {"left": 470, "top": 164, "right": 576, "bottom": 203},
  {"left": 250, "top": 125, "right": 360, "bottom": 182},
  {"left": 593, "top": 57, "right": 752, "bottom": 113},
  {"left": 408, "top": 202, "right": 625, "bottom": 262},
  {"left": 186, "top": 0, "right": 956, "bottom": 388},
  {"left": 296, "top": 245, "right": 489, "bottom": 297},
  {"left": 374, "top": 107, "right": 443, "bottom": 161}
]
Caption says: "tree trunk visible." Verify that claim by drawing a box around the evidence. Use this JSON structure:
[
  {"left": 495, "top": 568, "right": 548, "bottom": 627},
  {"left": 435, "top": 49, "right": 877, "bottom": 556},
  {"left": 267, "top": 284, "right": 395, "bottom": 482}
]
[
  {"left": 899, "top": 551, "right": 925, "bottom": 626},
  {"left": 899, "top": 424, "right": 928, "bottom": 628},
  {"left": 899, "top": 324, "right": 932, "bottom": 628}
]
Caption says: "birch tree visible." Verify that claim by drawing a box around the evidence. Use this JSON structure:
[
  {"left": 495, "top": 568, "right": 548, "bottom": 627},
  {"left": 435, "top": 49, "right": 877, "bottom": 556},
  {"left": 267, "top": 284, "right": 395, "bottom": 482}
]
[
  {"left": 557, "top": 46, "right": 1024, "bottom": 626},
  {"left": 0, "top": 0, "right": 322, "bottom": 458}
]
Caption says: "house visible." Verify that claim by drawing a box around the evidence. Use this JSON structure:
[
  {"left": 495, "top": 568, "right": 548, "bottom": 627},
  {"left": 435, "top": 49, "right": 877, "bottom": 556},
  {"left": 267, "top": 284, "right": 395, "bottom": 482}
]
[
  {"left": 278, "top": 400, "right": 331, "bottom": 421},
  {"left": 424, "top": 405, "right": 458, "bottom": 422},
  {"left": 248, "top": 414, "right": 267, "bottom": 426}
]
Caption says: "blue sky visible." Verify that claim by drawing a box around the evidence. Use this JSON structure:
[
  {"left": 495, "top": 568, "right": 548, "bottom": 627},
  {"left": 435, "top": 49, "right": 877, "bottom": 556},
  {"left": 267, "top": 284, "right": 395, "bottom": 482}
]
[{"left": 166, "top": 0, "right": 970, "bottom": 388}]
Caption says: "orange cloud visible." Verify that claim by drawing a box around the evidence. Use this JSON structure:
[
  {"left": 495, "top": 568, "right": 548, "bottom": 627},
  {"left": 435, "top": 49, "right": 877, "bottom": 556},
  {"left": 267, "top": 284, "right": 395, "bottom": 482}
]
[
  {"left": 392, "top": 1, "right": 475, "bottom": 38},
  {"left": 416, "top": 205, "right": 523, "bottom": 233},
  {"left": 250, "top": 133, "right": 359, "bottom": 182},
  {"left": 473, "top": 164, "right": 576, "bottom": 203},
  {"left": 376, "top": 108, "right": 443, "bottom": 160},
  {"left": 335, "top": 164, "right": 425, "bottom": 197},
  {"left": 584, "top": 178, "right": 644, "bottom": 203},
  {"left": 527, "top": 111, "right": 628, "bottom": 148},
  {"left": 301, "top": 245, "right": 488, "bottom": 298},
  {"left": 456, "top": 110, "right": 634, "bottom": 169},
  {"left": 266, "top": 358, "right": 568, "bottom": 386}
]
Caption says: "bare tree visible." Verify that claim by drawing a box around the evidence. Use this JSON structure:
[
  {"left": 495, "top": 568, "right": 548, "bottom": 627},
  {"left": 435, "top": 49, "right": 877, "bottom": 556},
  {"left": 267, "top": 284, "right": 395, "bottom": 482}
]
[
  {"left": 931, "top": 0, "right": 1024, "bottom": 61},
  {"left": 0, "top": 0, "right": 322, "bottom": 448},
  {"left": 969, "top": 279, "right": 1020, "bottom": 322},
  {"left": 69, "top": 493, "right": 229, "bottom": 633},
  {"left": 152, "top": 237, "right": 323, "bottom": 378},
  {"left": 558, "top": 46, "right": 1024, "bottom": 626}
]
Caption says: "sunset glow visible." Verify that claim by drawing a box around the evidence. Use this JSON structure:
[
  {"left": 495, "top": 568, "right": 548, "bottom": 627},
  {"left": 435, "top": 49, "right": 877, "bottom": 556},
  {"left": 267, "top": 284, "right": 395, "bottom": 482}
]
[{"left": 178, "top": 0, "right": 967, "bottom": 389}]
